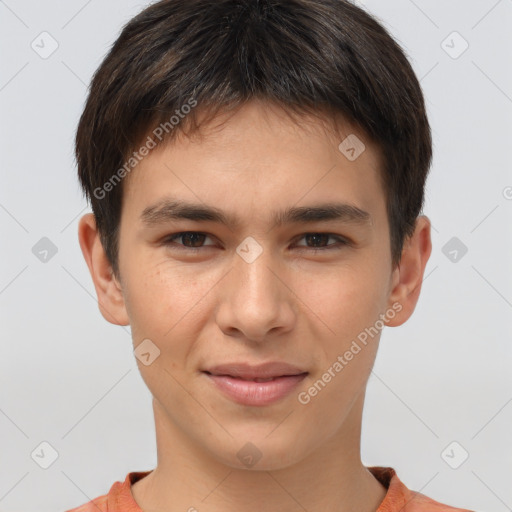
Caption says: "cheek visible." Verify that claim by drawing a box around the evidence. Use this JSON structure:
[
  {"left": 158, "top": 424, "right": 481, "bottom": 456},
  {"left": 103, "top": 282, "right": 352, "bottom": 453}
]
[
  {"left": 123, "top": 262, "right": 216, "bottom": 349},
  {"left": 295, "top": 268, "right": 386, "bottom": 416},
  {"left": 294, "top": 261, "right": 386, "bottom": 343},
  {"left": 124, "top": 265, "right": 208, "bottom": 399}
]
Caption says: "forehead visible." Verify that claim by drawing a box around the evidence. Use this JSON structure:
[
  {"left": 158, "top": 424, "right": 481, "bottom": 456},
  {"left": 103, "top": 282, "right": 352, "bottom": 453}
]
[{"left": 121, "top": 101, "right": 385, "bottom": 227}]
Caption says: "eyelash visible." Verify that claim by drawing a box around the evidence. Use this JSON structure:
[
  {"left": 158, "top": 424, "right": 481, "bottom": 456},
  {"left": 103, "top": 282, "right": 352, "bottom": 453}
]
[{"left": 161, "top": 231, "right": 350, "bottom": 253}]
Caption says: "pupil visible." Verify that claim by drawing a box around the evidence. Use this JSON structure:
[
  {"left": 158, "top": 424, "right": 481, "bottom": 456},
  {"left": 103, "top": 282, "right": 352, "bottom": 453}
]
[
  {"left": 184, "top": 233, "right": 204, "bottom": 247},
  {"left": 307, "top": 234, "right": 328, "bottom": 247}
]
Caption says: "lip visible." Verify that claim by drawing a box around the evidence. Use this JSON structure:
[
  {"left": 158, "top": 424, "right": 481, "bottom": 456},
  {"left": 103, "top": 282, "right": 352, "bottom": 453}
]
[{"left": 202, "top": 362, "right": 308, "bottom": 406}]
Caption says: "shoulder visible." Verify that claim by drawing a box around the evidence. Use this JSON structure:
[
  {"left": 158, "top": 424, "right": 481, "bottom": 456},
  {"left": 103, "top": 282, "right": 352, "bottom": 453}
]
[
  {"left": 368, "top": 466, "right": 475, "bottom": 512},
  {"left": 64, "top": 471, "right": 151, "bottom": 512}
]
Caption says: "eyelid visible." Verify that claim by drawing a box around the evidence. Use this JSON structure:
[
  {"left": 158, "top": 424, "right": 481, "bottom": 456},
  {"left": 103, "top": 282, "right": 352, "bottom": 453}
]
[
  {"left": 163, "top": 232, "right": 217, "bottom": 249},
  {"left": 292, "top": 233, "right": 349, "bottom": 248}
]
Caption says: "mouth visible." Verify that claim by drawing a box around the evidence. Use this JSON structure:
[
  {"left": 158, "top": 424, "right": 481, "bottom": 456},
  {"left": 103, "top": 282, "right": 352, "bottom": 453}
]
[
  {"left": 201, "top": 362, "right": 309, "bottom": 406},
  {"left": 204, "top": 373, "right": 304, "bottom": 382}
]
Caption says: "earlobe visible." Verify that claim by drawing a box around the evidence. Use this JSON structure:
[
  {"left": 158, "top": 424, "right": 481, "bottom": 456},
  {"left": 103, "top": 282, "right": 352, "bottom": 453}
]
[
  {"left": 78, "top": 213, "right": 130, "bottom": 326},
  {"left": 385, "top": 215, "right": 432, "bottom": 327}
]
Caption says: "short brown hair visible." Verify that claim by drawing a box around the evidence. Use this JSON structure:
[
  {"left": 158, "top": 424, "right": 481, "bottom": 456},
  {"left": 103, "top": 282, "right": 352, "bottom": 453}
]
[{"left": 75, "top": 0, "right": 432, "bottom": 279}]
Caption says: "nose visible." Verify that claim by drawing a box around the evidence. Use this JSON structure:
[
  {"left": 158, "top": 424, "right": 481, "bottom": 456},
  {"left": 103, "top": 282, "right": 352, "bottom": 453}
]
[{"left": 215, "top": 244, "right": 296, "bottom": 343}]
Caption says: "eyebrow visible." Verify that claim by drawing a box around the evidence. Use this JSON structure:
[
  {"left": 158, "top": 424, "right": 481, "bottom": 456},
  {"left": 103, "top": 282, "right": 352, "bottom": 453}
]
[{"left": 140, "top": 197, "right": 372, "bottom": 229}]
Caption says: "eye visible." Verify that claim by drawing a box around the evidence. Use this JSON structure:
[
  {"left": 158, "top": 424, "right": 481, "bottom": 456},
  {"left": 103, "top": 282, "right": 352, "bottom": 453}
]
[
  {"left": 161, "top": 231, "right": 349, "bottom": 252},
  {"left": 293, "top": 233, "right": 349, "bottom": 251},
  {"left": 162, "top": 232, "right": 216, "bottom": 251}
]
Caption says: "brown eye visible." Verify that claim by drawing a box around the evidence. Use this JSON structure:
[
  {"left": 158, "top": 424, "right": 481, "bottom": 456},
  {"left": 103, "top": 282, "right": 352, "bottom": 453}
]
[
  {"left": 163, "top": 232, "right": 215, "bottom": 250},
  {"left": 294, "top": 233, "right": 348, "bottom": 251}
]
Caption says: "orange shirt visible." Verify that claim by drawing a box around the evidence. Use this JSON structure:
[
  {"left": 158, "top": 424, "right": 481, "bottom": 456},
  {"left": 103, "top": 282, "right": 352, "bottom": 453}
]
[{"left": 66, "top": 466, "right": 474, "bottom": 512}]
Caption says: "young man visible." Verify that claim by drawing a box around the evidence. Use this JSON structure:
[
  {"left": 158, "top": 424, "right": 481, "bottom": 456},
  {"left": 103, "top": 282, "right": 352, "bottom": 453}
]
[{"left": 68, "top": 0, "right": 473, "bottom": 510}]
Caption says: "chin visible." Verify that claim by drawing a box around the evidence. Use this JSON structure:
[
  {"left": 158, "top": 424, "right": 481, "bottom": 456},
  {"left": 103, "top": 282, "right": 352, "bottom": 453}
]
[{"left": 211, "top": 435, "right": 307, "bottom": 472}]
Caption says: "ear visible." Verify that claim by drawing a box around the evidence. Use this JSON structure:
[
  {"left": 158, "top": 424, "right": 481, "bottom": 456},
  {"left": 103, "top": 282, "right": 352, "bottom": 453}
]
[
  {"left": 385, "top": 215, "right": 432, "bottom": 327},
  {"left": 78, "top": 213, "right": 130, "bottom": 326}
]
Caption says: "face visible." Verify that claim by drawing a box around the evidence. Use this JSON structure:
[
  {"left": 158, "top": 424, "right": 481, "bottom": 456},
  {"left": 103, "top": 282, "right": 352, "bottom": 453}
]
[{"left": 80, "top": 100, "right": 429, "bottom": 471}]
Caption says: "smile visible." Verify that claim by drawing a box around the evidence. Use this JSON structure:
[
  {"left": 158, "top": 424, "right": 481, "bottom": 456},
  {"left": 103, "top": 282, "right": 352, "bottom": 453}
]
[{"left": 203, "top": 371, "right": 308, "bottom": 406}]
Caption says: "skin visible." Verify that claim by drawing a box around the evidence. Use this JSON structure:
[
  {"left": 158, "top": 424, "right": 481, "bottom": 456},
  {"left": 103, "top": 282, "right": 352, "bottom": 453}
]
[{"left": 78, "top": 99, "right": 432, "bottom": 512}]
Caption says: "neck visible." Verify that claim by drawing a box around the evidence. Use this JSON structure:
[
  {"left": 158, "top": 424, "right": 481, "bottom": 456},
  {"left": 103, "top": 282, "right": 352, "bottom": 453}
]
[{"left": 132, "top": 391, "right": 387, "bottom": 512}]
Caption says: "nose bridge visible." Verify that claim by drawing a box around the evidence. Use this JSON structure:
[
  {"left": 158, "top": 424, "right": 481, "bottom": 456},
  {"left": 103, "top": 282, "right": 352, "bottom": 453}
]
[
  {"left": 216, "top": 238, "right": 295, "bottom": 340},
  {"left": 235, "top": 239, "right": 282, "bottom": 309}
]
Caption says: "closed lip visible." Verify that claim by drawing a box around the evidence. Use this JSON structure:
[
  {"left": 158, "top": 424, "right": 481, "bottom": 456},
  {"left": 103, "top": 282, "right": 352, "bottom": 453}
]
[{"left": 202, "top": 362, "right": 308, "bottom": 380}]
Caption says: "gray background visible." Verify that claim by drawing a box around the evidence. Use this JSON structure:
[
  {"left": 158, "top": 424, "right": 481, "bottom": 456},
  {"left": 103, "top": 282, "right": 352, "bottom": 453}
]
[{"left": 0, "top": 0, "right": 511, "bottom": 510}]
